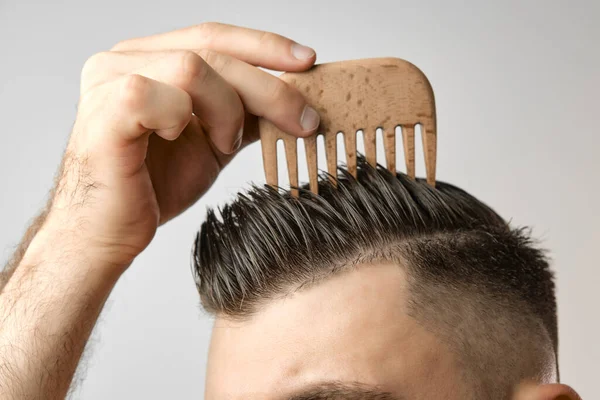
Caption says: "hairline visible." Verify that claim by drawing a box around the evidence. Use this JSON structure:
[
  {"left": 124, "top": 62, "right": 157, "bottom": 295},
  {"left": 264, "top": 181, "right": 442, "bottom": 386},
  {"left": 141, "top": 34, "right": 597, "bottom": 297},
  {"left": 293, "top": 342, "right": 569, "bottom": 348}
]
[{"left": 210, "top": 245, "right": 411, "bottom": 323}]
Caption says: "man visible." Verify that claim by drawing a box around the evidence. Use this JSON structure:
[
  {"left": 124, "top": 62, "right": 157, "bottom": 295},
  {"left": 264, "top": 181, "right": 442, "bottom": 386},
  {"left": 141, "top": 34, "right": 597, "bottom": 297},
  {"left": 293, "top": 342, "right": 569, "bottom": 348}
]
[{"left": 0, "top": 23, "right": 581, "bottom": 400}]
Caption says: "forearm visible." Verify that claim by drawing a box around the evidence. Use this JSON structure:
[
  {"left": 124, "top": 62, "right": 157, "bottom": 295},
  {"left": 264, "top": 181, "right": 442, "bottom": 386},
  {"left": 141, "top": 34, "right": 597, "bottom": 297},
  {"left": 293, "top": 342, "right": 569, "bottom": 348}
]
[
  {"left": 1, "top": 162, "right": 65, "bottom": 293},
  {"left": 0, "top": 206, "right": 51, "bottom": 293},
  {"left": 0, "top": 224, "right": 124, "bottom": 399}
]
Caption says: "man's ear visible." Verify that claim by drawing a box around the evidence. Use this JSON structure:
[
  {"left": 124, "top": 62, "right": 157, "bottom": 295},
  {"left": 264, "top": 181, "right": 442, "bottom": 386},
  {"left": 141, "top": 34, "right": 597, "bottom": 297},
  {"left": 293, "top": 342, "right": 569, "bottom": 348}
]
[{"left": 513, "top": 381, "right": 582, "bottom": 400}]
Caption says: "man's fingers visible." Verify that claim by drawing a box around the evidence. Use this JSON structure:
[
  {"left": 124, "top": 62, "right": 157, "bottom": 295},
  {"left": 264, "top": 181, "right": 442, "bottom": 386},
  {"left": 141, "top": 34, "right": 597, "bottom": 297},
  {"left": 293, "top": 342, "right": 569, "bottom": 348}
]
[
  {"left": 82, "top": 50, "right": 320, "bottom": 138},
  {"left": 111, "top": 22, "right": 316, "bottom": 72},
  {"left": 132, "top": 51, "right": 245, "bottom": 154},
  {"left": 80, "top": 74, "right": 192, "bottom": 152},
  {"left": 200, "top": 50, "right": 320, "bottom": 136}
]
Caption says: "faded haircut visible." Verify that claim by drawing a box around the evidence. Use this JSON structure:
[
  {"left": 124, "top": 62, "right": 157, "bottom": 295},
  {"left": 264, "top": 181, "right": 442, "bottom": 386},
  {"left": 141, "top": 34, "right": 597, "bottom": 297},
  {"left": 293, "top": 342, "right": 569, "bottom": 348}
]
[{"left": 192, "top": 156, "right": 558, "bottom": 398}]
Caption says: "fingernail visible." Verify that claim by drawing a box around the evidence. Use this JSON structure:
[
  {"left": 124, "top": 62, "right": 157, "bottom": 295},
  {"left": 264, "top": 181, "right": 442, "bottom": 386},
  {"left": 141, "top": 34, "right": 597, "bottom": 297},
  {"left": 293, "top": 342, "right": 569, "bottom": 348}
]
[
  {"left": 291, "top": 42, "right": 315, "bottom": 60},
  {"left": 300, "top": 105, "right": 320, "bottom": 132},
  {"left": 231, "top": 126, "right": 243, "bottom": 153}
]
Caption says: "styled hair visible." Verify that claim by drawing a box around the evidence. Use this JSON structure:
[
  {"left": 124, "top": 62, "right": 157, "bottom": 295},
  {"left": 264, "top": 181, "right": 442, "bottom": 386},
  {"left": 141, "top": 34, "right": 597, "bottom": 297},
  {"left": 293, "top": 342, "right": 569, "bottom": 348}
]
[{"left": 192, "top": 156, "right": 558, "bottom": 397}]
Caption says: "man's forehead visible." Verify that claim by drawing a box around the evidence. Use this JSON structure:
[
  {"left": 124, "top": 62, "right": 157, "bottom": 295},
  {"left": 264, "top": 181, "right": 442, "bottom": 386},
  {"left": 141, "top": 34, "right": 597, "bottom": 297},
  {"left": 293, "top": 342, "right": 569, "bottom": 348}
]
[{"left": 205, "top": 262, "right": 459, "bottom": 399}]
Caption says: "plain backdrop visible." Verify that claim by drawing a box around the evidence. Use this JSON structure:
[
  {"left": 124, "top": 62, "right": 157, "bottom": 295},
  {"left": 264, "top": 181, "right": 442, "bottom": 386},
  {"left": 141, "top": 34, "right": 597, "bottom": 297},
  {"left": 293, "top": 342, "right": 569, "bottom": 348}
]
[{"left": 0, "top": 0, "right": 598, "bottom": 398}]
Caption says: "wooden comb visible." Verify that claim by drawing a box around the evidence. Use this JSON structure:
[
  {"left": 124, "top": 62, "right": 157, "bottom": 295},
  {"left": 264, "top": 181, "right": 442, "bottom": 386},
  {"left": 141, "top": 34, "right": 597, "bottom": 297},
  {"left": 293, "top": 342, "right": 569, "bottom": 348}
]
[{"left": 259, "top": 57, "right": 436, "bottom": 197}]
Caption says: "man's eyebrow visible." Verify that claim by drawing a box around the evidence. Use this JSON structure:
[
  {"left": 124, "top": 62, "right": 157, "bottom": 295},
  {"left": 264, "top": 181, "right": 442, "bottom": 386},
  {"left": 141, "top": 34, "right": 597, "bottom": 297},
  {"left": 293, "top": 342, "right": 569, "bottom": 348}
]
[{"left": 285, "top": 381, "right": 403, "bottom": 400}]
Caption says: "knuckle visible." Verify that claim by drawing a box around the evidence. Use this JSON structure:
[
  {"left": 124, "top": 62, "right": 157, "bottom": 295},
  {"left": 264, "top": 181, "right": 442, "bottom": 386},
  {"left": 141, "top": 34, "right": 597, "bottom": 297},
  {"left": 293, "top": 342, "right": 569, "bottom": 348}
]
[
  {"left": 196, "top": 48, "right": 210, "bottom": 61},
  {"left": 198, "top": 49, "right": 229, "bottom": 75},
  {"left": 194, "top": 22, "right": 220, "bottom": 43},
  {"left": 81, "top": 52, "right": 111, "bottom": 83},
  {"left": 119, "top": 74, "right": 150, "bottom": 111},
  {"left": 197, "top": 48, "right": 216, "bottom": 66},
  {"left": 176, "top": 51, "right": 209, "bottom": 87},
  {"left": 82, "top": 52, "right": 109, "bottom": 74},
  {"left": 110, "top": 40, "right": 128, "bottom": 51}
]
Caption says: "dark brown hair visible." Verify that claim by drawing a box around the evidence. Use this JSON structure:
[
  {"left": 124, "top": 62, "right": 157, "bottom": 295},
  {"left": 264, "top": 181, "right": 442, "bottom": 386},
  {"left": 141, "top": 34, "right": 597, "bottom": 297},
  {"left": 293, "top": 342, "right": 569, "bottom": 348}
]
[{"left": 192, "top": 156, "right": 558, "bottom": 397}]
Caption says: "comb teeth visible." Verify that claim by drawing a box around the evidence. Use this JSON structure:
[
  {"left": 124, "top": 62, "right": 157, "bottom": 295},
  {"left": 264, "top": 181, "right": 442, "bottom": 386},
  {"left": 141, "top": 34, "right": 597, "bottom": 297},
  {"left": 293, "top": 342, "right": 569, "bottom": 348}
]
[
  {"left": 325, "top": 133, "right": 337, "bottom": 185},
  {"left": 259, "top": 58, "right": 437, "bottom": 197},
  {"left": 344, "top": 130, "right": 357, "bottom": 179},
  {"left": 363, "top": 129, "right": 377, "bottom": 168},
  {"left": 402, "top": 125, "right": 416, "bottom": 179},
  {"left": 283, "top": 136, "right": 298, "bottom": 198},
  {"left": 421, "top": 123, "right": 437, "bottom": 187},
  {"left": 382, "top": 126, "right": 396, "bottom": 173},
  {"left": 261, "top": 124, "right": 431, "bottom": 196},
  {"left": 304, "top": 135, "right": 318, "bottom": 193}
]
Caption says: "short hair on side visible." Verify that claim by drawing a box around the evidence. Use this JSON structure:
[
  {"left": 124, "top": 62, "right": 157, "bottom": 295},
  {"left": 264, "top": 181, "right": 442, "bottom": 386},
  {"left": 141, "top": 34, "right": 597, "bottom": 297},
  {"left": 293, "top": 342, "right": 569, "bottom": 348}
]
[{"left": 192, "top": 155, "right": 558, "bottom": 398}]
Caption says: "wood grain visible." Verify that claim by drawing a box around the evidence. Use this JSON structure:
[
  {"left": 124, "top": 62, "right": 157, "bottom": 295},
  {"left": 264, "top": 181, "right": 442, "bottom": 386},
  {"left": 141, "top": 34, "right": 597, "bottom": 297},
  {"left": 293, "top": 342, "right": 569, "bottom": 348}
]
[{"left": 259, "top": 57, "right": 437, "bottom": 195}]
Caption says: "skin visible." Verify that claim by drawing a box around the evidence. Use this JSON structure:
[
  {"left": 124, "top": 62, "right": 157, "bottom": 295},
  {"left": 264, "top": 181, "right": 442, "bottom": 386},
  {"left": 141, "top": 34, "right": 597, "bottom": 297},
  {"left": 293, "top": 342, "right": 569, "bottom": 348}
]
[
  {"left": 206, "top": 263, "right": 466, "bottom": 399},
  {"left": 205, "top": 263, "right": 580, "bottom": 400},
  {"left": 0, "top": 23, "right": 582, "bottom": 400}
]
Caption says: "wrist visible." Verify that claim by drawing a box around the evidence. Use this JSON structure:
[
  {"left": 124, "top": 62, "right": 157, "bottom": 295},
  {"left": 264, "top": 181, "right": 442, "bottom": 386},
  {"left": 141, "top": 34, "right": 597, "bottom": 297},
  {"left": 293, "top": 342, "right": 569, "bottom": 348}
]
[{"left": 22, "top": 219, "right": 131, "bottom": 282}]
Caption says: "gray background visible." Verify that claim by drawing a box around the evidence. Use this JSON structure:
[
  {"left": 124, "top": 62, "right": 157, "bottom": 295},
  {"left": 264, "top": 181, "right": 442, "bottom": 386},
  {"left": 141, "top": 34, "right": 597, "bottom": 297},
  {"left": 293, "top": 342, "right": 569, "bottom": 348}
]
[{"left": 1, "top": 0, "right": 598, "bottom": 398}]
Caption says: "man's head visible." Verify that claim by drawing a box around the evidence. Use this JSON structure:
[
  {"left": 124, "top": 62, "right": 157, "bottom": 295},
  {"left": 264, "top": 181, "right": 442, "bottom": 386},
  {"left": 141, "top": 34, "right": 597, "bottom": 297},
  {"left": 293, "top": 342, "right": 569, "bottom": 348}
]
[{"left": 193, "top": 157, "right": 577, "bottom": 400}]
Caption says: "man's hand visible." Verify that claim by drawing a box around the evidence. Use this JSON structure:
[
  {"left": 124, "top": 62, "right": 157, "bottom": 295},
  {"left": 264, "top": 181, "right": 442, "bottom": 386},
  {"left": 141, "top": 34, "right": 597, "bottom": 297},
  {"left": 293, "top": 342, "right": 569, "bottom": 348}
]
[
  {"left": 0, "top": 23, "right": 318, "bottom": 399},
  {"left": 49, "top": 22, "right": 319, "bottom": 268}
]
